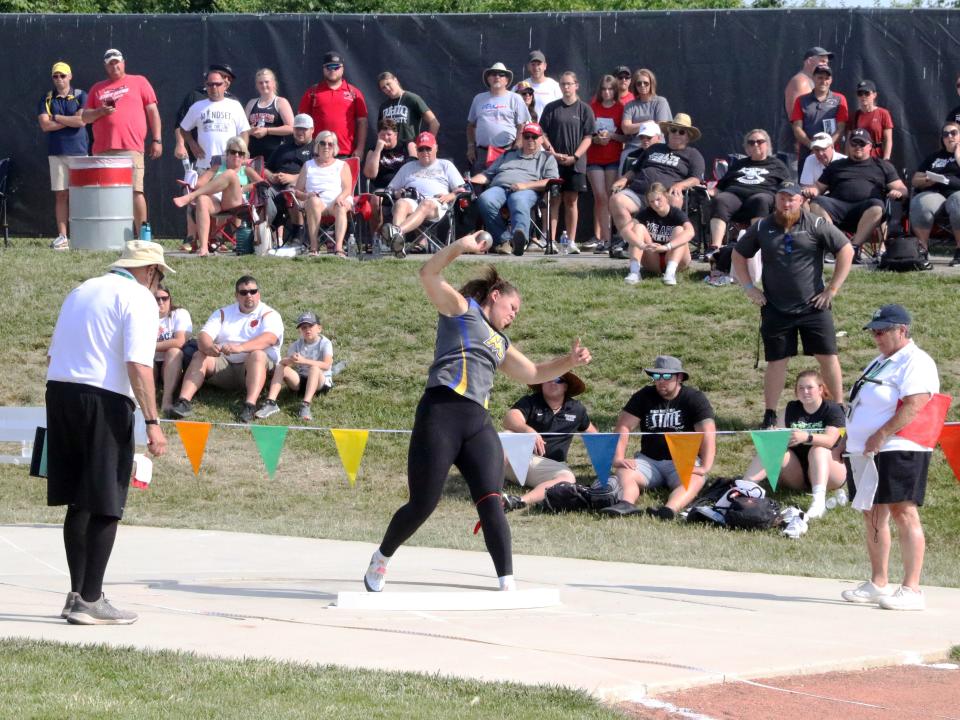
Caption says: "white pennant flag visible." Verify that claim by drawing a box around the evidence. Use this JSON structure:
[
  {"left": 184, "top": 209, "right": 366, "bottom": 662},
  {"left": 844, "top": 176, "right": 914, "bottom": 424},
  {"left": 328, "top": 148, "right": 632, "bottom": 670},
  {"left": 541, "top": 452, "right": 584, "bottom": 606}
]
[
  {"left": 848, "top": 453, "right": 879, "bottom": 511},
  {"left": 499, "top": 433, "right": 538, "bottom": 487}
]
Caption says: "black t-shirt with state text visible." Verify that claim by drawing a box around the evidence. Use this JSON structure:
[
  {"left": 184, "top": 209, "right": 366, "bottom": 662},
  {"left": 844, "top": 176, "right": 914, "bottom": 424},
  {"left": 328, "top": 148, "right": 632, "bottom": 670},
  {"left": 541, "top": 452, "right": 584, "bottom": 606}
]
[
  {"left": 510, "top": 393, "right": 591, "bottom": 462},
  {"left": 818, "top": 157, "right": 899, "bottom": 203},
  {"left": 636, "top": 206, "right": 689, "bottom": 244},
  {"left": 628, "top": 143, "right": 705, "bottom": 195},
  {"left": 917, "top": 149, "right": 960, "bottom": 197},
  {"left": 622, "top": 385, "right": 714, "bottom": 461}
]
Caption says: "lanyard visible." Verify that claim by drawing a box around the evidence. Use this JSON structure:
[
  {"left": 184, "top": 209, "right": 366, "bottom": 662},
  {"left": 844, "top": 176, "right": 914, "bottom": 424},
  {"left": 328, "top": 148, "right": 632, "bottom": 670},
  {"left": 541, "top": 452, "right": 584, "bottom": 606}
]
[{"left": 847, "top": 358, "right": 892, "bottom": 417}]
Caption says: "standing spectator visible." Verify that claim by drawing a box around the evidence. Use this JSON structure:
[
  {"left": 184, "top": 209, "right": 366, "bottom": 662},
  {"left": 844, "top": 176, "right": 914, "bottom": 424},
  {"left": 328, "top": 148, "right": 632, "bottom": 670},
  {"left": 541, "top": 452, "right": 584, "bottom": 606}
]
[
  {"left": 540, "top": 71, "right": 596, "bottom": 251},
  {"left": 178, "top": 70, "right": 250, "bottom": 171},
  {"left": 909, "top": 121, "right": 960, "bottom": 264},
  {"left": 515, "top": 50, "right": 562, "bottom": 118},
  {"left": 376, "top": 71, "right": 439, "bottom": 157},
  {"left": 945, "top": 72, "right": 960, "bottom": 124},
  {"left": 799, "top": 132, "right": 846, "bottom": 188},
  {"left": 849, "top": 80, "right": 893, "bottom": 160},
  {"left": 37, "top": 61, "right": 88, "bottom": 251},
  {"left": 620, "top": 68, "right": 672, "bottom": 172},
  {"left": 842, "top": 305, "right": 939, "bottom": 611},
  {"left": 732, "top": 181, "right": 853, "bottom": 429},
  {"left": 47, "top": 240, "right": 170, "bottom": 624},
  {"left": 362, "top": 118, "right": 409, "bottom": 235},
  {"left": 587, "top": 75, "right": 626, "bottom": 251},
  {"left": 244, "top": 68, "right": 295, "bottom": 160},
  {"left": 466, "top": 62, "right": 530, "bottom": 172},
  {"left": 515, "top": 81, "right": 539, "bottom": 123},
  {"left": 779, "top": 46, "right": 833, "bottom": 173},
  {"left": 82, "top": 49, "right": 162, "bottom": 236},
  {"left": 298, "top": 52, "right": 368, "bottom": 159},
  {"left": 613, "top": 65, "right": 634, "bottom": 105},
  {"left": 154, "top": 283, "right": 192, "bottom": 417},
  {"left": 791, "top": 64, "right": 848, "bottom": 179}
]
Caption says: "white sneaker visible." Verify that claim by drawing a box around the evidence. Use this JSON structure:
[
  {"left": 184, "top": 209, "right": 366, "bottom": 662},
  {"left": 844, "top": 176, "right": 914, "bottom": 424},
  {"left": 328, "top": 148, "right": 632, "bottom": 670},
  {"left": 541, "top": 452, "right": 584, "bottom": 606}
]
[
  {"left": 805, "top": 499, "right": 826, "bottom": 520},
  {"left": 567, "top": 242, "right": 581, "bottom": 254},
  {"left": 662, "top": 273, "right": 677, "bottom": 286},
  {"left": 624, "top": 272, "right": 640, "bottom": 285},
  {"left": 51, "top": 235, "right": 69, "bottom": 250},
  {"left": 363, "top": 552, "right": 387, "bottom": 593},
  {"left": 878, "top": 585, "right": 925, "bottom": 611},
  {"left": 841, "top": 580, "right": 895, "bottom": 604}
]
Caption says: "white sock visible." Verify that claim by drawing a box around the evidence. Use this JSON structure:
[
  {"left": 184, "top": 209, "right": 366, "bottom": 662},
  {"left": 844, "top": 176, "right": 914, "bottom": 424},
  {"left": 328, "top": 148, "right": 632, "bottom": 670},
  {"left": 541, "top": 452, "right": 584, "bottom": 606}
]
[
  {"left": 807, "top": 486, "right": 827, "bottom": 519},
  {"left": 629, "top": 259, "right": 640, "bottom": 274},
  {"left": 498, "top": 574, "right": 516, "bottom": 591},
  {"left": 664, "top": 260, "right": 678, "bottom": 278}
]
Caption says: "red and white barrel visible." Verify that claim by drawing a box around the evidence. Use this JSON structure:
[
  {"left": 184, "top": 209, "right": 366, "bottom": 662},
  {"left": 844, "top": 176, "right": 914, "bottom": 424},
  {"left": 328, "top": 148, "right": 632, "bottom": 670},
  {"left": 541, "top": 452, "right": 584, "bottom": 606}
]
[{"left": 68, "top": 156, "right": 134, "bottom": 250}]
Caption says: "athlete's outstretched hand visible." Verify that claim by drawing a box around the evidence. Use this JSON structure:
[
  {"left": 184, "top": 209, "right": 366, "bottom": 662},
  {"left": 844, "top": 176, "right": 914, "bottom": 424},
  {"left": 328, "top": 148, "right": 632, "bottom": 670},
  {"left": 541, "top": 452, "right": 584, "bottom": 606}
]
[{"left": 569, "top": 337, "right": 592, "bottom": 367}]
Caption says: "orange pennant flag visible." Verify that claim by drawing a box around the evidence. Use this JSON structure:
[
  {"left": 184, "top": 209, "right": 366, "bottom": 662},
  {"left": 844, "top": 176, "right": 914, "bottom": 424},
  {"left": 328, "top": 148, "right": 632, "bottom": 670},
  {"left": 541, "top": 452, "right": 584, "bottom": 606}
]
[
  {"left": 664, "top": 433, "right": 703, "bottom": 490},
  {"left": 174, "top": 421, "right": 212, "bottom": 476},
  {"left": 938, "top": 424, "right": 960, "bottom": 485}
]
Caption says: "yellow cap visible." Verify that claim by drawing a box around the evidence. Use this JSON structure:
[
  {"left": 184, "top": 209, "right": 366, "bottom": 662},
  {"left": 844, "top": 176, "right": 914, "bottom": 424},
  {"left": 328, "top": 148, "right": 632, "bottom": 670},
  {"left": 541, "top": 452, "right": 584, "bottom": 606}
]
[{"left": 51, "top": 61, "right": 71, "bottom": 76}]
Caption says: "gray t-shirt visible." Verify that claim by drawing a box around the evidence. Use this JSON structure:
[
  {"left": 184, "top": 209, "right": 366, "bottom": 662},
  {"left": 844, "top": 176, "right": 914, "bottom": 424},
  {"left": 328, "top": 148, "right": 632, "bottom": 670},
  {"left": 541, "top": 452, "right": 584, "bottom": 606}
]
[
  {"left": 288, "top": 335, "right": 334, "bottom": 385},
  {"left": 539, "top": 98, "right": 596, "bottom": 174},
  {"left": 481, "top": 148, "right": 559, "bottom": 189},
  {"left": 735, "top": 210, "right": 849, "bottom": 315},
  {"left": 387, "top": 158, "right": 465, "bottom": 198},
  {"left": 467, "top": 91, "right": 531, "bottom": 147},
  {"left": 622, "top": 96, "right": 673, "bottom": 149}
]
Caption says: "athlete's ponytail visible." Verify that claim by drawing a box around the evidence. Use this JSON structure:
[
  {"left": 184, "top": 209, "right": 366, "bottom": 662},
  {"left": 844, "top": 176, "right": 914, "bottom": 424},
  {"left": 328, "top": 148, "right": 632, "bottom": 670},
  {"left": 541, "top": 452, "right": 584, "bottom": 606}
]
[{"left": 459, "top": 266, "right": 517, "bottom": 304}]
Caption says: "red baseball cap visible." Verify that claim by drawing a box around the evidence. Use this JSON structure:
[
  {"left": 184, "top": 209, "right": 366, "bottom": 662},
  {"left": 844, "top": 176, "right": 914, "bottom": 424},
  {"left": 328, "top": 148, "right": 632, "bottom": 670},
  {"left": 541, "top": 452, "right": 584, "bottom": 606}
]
[
  {"left": 415, "top": 131, "right": 437, "bottom": 148},
  {"left": 521, "top": 122, "right": 543, "bottom": 137}
]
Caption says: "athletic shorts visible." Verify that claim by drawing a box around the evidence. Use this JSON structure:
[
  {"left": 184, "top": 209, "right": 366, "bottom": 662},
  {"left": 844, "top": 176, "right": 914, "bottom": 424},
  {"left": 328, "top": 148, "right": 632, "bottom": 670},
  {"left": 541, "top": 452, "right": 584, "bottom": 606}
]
[
  {"left": 207, "top": 354, "right": 276, "bottom": 390},
  {"left": 395, "top": 195, "right": 450, "bottom": 221},
  {"left": 761, "top": 304, "right": 837, "bottom": 362},
  {"left": 586, "top": 162, "right": 619, "bottom": 173},
  {"left": 504, "top": 455, "right": 571, "bottom": 487},
  {"left": 847, "top": 450, "right": 931, "bottom": 507},
  {"left": 632, "top": 452, "right": 702, "bottom": 490},
  {"left": 812, "top": 196, "right": 883, "bottom": 232},
  {"left": 48, "top": 155, "right": 72, "bottom": 191},
  {"left": 101, "top": 149, "right": 145, "bottom": 192},
  {"left": 616, "top": 188, "right": 646, "bottom": 211},
  {"left": 557, "top": 165, "right": 588, "bottom": 193}
]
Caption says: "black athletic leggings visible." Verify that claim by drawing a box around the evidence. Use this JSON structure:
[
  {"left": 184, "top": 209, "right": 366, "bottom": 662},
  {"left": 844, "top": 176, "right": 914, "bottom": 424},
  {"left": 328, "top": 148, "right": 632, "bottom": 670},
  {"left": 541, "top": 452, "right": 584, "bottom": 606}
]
[{"left": 380, "top": 387, "right": 512, "bottom": 576}]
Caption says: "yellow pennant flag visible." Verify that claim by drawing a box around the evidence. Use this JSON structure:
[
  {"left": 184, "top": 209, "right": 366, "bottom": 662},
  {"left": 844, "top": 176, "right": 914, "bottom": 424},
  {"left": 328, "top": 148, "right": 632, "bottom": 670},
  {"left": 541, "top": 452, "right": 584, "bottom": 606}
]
[
  {"left": 664, "top": 433, "right": 703, "bottom": 490},
  {"left": 174, "top": 421, "right": 212, "bottom": 476},
  {"left": 330, "top": 429, "right": 370, "bottom": 487}
]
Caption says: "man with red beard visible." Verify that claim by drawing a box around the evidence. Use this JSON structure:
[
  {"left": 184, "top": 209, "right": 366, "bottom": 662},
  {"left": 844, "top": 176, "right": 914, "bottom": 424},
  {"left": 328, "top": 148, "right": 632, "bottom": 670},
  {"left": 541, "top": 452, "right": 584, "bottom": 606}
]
[{"left": 732, "top": 181, "right": 853, "bottom": 429}]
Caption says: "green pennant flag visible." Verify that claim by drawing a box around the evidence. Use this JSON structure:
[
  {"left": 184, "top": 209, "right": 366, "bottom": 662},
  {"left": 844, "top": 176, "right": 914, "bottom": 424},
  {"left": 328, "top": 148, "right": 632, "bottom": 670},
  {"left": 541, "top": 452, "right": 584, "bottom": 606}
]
[
  {"left": 250, "top": 425, "right": 289, "bottom": 479},
  {"left": 749, "top": 430, "right": 792, "bottom": 491}
]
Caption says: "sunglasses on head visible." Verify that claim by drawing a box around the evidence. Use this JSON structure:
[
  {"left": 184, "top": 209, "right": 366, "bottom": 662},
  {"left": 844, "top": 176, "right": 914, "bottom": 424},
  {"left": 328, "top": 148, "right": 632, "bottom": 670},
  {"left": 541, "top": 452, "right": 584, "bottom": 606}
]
[
  {"left": 649, "top": 372, "right": 675, "bottom": 381},
  {"left": 155, "top": 295, "right": 170, "bottom": 303},
  {"left": 52, "top": 73, "right": 67, "bottom": 79},
  {"left": 746, "top": 138, "right": 767, "bottom": 146},
  {"left": 324, "top": 63, "right": 342, "bottom": 71},
  {"left": 669, "top": 128, "right": 687, "bottom": 135},
  {"left": 206, "top": 81, "right": 225, "bottom": 88},
  {"left": 236, "top": 288, "right": 259, "bottom": 296}
]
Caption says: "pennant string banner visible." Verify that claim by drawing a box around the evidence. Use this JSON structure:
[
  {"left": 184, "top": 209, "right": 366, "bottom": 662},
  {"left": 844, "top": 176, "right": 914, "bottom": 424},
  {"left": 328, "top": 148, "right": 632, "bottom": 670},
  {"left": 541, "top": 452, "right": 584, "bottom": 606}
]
[
  {"left": 250, "top": 425, "right": 289, "bottom": 479},
  {"left": 174, "top": 421, "right": 212, "bottom": 476},
  {"left": 581, "top": 433, "right": 620, "bottom": 483},
  {"left": 749, "top": 430, "right": 792, "bottom": 491},
  {"left": 499, "top": 433, "right": 538, "bottom": 487},
  {"left": 330, "top": 429, "right": 369, "bottom": 487},
  {"left": 664, "top": 433, "right": 702, "bottom": 490}
]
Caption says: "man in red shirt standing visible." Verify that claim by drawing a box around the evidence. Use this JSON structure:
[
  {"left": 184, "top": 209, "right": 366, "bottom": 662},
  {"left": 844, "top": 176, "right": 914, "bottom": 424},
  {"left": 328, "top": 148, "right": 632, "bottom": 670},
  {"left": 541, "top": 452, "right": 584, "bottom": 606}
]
[
  {"left": 298, "top": 52, "right": 368, "bottom": 159},
  {"left": 82, "top": 49, "right": 162, "bottom": 236}
]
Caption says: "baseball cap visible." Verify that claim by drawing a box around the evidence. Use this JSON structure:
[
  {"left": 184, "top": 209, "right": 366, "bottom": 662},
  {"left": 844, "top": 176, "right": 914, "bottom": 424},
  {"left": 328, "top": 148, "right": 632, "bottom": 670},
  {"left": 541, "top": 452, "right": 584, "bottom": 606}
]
[
  {"left": 103, "top": 48, "right": 124, "bottom": 63},
  {"left": 857, "top": 79, "right": 877, "bottom": 93},
  {"left": 613, "top": 65, "right": 631, "bottom": 78},
  {"left": 51, "top": 61, "right": 71, "bottom": 76},
  {"left": 515, "top": 80, "right": 534, "bottom": 95},
  {"left": 296, "top": 311, "right": 320, "bottom": 327},
  {"left": 804, "top": 46, "right": 834, "bottom": 59},
  {"left": 813, "top": 64, "right": 832, "bottom": 76},
  {"left": 849, "top": 128, "right": 874, "bottom": 144},
  {"left": 415, "top": 131, "right": 437, "bottom": 148},
  {"left": 323, "top": 52, "right": 343, "bottom": 65},
  {"left": 207, "top": 63, "right": 235, "bottom": 81},
  {"left": 810, "top": 132, "right": 833, "bottom": 150},
  {"left": 293, "top": 113, "right": 314, "bottom": 129},
  {"left": 521, "top": 122, "right": 543, "bottom": 137},
  {"left": 528, "top": 50, "right": 546, "bottom": 63},
  {"left": 637, "top": 120, "right": 661, "bottom": 138},
  {"left": 863, "top": 304, "right": 911, "bottom": 330},
  {"left": 776, "top": 180, "right": 803, "bottom": 196}
]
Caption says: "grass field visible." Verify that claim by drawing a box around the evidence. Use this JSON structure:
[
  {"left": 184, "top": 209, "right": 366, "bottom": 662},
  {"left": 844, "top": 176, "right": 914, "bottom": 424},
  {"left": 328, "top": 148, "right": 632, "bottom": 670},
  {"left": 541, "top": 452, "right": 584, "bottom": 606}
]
[{"left": 2, "top": 239, "right": 960, "bottom": 586}]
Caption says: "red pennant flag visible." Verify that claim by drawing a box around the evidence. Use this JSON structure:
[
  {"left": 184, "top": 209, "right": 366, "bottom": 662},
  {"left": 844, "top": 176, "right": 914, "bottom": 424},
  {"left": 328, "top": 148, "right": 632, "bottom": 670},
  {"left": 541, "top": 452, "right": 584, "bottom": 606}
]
[{"left": 938, "top": 424, "right": 960, "bottom": 485}]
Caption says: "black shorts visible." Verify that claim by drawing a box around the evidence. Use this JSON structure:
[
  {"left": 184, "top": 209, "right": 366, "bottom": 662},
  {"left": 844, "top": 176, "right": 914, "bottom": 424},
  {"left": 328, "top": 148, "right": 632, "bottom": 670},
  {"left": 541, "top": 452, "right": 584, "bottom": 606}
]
[
  {"left": 45, "top": 381, "right": 135, "bottom": 519},
  {"left": 761, "top": 305, "right": 837, "bottom": 361},
  {"left": 812, "top": 196, "right": 883, "bottom": 232},
  {"left": 557, "top": 164, "right": 588, "bottom": 193},
  {"left": 847, "top": 450, "right": 931, "bottom": 506}
]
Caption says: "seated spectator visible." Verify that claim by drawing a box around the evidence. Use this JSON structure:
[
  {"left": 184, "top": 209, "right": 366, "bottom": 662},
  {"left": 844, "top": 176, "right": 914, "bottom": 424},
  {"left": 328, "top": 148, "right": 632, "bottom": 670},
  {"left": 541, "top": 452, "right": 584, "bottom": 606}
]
[
  {"left": 363, "top": 118, "right": 409, "bottom": 235},
  {"left": 178, "top": 68, "right": 250, "bottom": 172},
  {"left": 611, "top": 356, "right": 716, "bottom": 519},
  {"left": 741, "top": 369, "right": 846, "bottom": 520},
  {"left": 244, "top": 68, "right": 295, "bottom": 160},
  {"left": 622, "top": 183, "right": 694, "bottom": 287},
  {"left": 619, "top": 68, "right": 672, "bottom": 173},
  {"left": 170, "top": 275, "right": 284, "bottom": 424},
  {"left": 613, "top": 65, "right": 634, "bottom": 105},
  {"left": 791, "top": 63, "right": 848, "bottom": 178},
  {"left": 172, "top": 136, "right": 265, "bottom": 256},
  {"left": 587, "top": 75, "right": 627, "bottom": 252},
  {"left": 377, "top": 71, "right": 440, "bottom": 156},
  {"left": 707, "top": 129, "right": 790, "bottom": 254},
  {"left": 261, "top": 113, "right": 314, "bottom": 246},
  {"left": 799, "top": 131, "right": 846, "bottom": 189},
  {"left": 255, "top": 311, "right": 333, "bottom": 423},
  {"left": 910, "top": 121, "right": 960, "bottom": 265},
  {"left": 848, "top": 79, "right": 893, "bottom": 160},
  {"left": 500, "top": 372, "right": 598, "bottom": 510},
  {"left": 294, "top": 131, "right": 353, "bottom": 257},
  {"left": 466, "top": 62, "right": 530, "bottom": 172},
  {"left": 515, "top": 81, "right": 538, "bottom": 123},
  {"left": 380, "top": 131, "right": 466, "bottom": 258},
  {"left": 610, "top": 114, "right": 704, "bottom": 245},
  {"left": 808, "top": 128, "right": 906, "bottom": 261},
  {"left": 467, "top": 122, "right": 559, "bottom": 254},
  {"left": 154, "top": 283, "right": 193, "bottom": 416}
]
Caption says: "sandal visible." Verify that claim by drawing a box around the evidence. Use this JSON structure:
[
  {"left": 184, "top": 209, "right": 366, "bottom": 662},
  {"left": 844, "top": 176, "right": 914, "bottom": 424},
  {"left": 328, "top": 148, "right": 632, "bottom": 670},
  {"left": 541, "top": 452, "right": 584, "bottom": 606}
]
[
  {"left": 335, "top": 250, "right": 348, "bottom": 258},
  {"left": 308, "top": 250, "right": 320, "bottom": 257}
]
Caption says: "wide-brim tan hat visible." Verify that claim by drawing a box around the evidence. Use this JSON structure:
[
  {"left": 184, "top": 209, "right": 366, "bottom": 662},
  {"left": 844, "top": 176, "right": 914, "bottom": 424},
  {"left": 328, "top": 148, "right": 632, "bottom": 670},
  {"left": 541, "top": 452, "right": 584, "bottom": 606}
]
[
  {"left": 110, "top": 240, "right": 175, "bottom": 274},
  {"left": 528, "top": 371, "right": 586, "bottom": 397},
  {"left": 483, "top": 62, "right": 514, "bottom": 87},
  {"left": 659, "top": 113, "right": 701, "bottom": 143}
]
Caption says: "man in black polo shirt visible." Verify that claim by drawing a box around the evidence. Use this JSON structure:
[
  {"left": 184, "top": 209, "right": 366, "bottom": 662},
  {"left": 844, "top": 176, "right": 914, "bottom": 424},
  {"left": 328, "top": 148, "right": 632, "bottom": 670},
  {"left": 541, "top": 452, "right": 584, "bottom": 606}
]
[
  {"left": 262, "top": 113, "right": 315, "bottom": 244},
  {"left": 808, "top": 128, "right": 906, "bottom": 262},
  {"left": 501, "top": 371, "right": 597, "bottom": 509},
  {"left": 733, "top": 181, "right": 853, "bottom": 429}
]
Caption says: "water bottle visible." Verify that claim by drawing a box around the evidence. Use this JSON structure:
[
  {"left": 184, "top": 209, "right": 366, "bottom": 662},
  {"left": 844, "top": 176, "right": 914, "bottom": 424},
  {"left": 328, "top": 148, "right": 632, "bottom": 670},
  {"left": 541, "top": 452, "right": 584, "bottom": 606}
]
[
  {"left": 825, "top": 488, "right": 849, "bottom": 510},
  {"left": 346, "top": 233, "right": 357, "bottom": 257},
  {"left": 139, "top": 222, "right": 152, "bottom": 241},
  {"left": 559, "top": 230, "right": 569, "bottom": 255}
]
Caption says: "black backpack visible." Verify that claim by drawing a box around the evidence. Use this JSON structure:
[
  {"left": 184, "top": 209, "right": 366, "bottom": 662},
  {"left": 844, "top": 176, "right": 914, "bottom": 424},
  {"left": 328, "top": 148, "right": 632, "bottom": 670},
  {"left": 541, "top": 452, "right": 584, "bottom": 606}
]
[
  {"left": 543, "top": 482, "right": 591, "bottom": 513},
  {"left": 878, "top": 236, "right": 932, "bottom": 272},
  {"left": 588, "top": 476, "right": 623, "bottom": 510},
  {"left": 724, "top": 495, "right": 782, "bottom": 530}
]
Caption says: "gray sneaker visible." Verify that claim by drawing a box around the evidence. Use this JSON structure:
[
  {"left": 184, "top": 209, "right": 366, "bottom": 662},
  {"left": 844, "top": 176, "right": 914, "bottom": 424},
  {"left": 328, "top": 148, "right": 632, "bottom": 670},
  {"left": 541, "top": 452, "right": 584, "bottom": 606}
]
[
  {"left": 66, "top": 594, "right": 138, "bottom": 625},
  {"left": 60, "top": 591, "right": 80, "bottom": 619},
  {"left": 298, "top": 402, "right": 312, "bottom": 422},
  {"left": 255, "top": 399, "right": 280, "bottom": 419},
  {"left": 170, "top": 398, "right": 193, "bottom": 419}
]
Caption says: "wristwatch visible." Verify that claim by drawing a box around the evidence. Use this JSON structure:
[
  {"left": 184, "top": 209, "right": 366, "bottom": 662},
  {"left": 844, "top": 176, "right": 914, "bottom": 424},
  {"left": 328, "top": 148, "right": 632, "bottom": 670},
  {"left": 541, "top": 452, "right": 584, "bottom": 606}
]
[
  {"left": 144, "top": 418, "right": 160, "bottom": 425},
  {"left": 151, "top": 139, "right": 162, "bottom": 144},
  {"left": 807, "top": 432, "right": 814, "bottom": 445}
]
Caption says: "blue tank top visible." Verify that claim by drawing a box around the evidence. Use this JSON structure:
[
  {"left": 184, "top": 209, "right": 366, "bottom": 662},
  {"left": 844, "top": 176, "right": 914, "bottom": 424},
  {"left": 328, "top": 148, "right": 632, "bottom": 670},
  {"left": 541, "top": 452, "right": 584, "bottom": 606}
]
[{"left": 426, "top": 298, "right": 510, "bottom": 408}]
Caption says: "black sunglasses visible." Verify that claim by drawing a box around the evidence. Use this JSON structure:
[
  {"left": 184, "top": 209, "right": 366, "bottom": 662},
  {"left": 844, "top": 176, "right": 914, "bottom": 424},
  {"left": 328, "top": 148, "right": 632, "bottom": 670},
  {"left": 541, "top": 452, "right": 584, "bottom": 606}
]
[
  {"left": 206, "top": 81, "right": 225, "bottom": 88},
  {"left": 324, "top": 64, "right": 343, "bottom": 71},
  {"left": 746, "top": 139, "right": 767, "bottom": 146},
  {"left": 649, "top": 372, "right": 675, "bottom": 381},
  {"left": 155, "top": 295, "right": 170, "bottom": 303},
  {"left": 226, "top": 149, "right": 245, "bottom": 156},
  {"left": 669, "top": 128, "right": 687, "bottom": 135},
  {"left": 849, "top": 140, "right": 868, "bottom": 148},
  {"left": 522, "top": 133, "right": 539, "bottom": 139},
  {"left": 236, "top": 288, "right": 259, "bottom": 296},
  {"left": 942, "top": 130, "right": 959, "bottom": 137},
  {"left": 52, "top": 73, "right": 67, "bottom": 79},
  {"left": 416, "top": 146, "right": 433, "bottom": 152},
  {"left": 316, "top": 141, "right": 335, "bottom": 147}
]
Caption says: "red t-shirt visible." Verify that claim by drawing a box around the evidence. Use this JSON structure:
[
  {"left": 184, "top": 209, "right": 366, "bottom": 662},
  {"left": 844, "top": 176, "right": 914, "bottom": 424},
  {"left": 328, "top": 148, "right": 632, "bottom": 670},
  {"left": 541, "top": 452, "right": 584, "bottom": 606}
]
[
  {"left": 852, "top": 107, "right": 894, "bottom": 158},
  {"left": 587, "top": 99, "right": 624, "bottom": 166},
  {"left": 85, "top": 74, "right": 158, "bottom": 154},
  {"left": 298, "top": 80, "right": 368, "bottom": 155}
]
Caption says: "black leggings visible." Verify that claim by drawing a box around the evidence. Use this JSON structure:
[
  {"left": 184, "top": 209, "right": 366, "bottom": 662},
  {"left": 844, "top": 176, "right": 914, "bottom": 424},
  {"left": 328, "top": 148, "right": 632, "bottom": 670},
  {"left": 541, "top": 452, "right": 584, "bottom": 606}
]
[
  {"left": 63, "top": 505, "right": 119, "bottom": 602},
  {"left": 711, "top": 191, "right": 775, "bottom": 224},
  {"left": 380, "top": 387, "right": 512, "bottom": 576}
]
